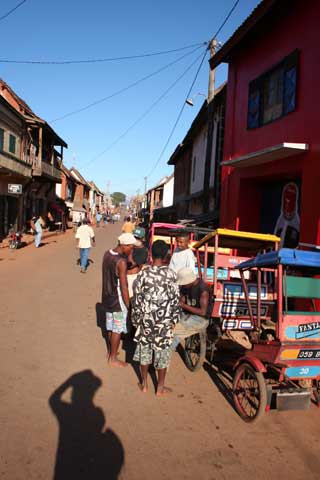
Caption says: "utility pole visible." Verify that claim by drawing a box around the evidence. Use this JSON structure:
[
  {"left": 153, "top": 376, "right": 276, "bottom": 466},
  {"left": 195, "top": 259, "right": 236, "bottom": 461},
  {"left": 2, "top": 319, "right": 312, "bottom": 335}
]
[
  {"left": 208, "top": 39, "right": 217, "bottom": 102},
  {"left": 144, "top": 176, "right": 147, "bottom": 194},
  {"left": 202, "top": 38, "right": 217, "bottom": 215}
]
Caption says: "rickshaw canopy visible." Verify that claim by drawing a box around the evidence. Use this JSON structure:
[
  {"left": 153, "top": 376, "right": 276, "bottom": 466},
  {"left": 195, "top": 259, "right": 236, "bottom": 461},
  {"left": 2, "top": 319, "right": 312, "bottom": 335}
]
[
  {"left": 192, "top": 228, "right": 280, "bottom": 251},
  {"left": 238, "top": 248, "right": 320, "bottom": 270}
]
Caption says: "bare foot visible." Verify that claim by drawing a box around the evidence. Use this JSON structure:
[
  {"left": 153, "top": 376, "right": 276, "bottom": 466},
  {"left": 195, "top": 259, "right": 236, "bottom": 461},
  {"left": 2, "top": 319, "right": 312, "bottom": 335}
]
[
  {"left": 156, "top": 387, "right": 173, "bottom": 397},
  {"left": 138, "top": 383, "right": 148, "bottom": 393},
  {"left": 108, "top": 357, "right": 128, "bottom": 368}
]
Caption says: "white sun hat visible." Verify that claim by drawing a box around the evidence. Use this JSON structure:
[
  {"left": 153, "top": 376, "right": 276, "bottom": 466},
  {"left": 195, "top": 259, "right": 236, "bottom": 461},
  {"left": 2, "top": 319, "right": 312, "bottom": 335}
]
[
  {"left": 176, "top": 268, "right": 197, "bottom": 286},
  {"left": 118, "top": 233, "right": 140, "bottom": 246}
]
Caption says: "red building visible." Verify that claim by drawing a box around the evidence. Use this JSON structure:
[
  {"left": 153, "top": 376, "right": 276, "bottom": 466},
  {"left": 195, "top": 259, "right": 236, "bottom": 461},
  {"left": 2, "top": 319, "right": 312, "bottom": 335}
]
[{"left": 212, "top": 0, "right": 320, "bottom": 247}]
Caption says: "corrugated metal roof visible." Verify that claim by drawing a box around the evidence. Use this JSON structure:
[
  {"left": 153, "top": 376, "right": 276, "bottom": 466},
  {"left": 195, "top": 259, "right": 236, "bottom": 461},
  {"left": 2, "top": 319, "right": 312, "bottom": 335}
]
[{"left": 210, "top": 0, "right": 280, "bottom": 68}]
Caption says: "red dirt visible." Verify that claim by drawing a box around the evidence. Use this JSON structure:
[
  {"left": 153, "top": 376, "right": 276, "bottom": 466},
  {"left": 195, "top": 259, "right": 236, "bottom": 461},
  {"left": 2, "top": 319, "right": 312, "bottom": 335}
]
[{"left": 1, "top": 223, "right": 320, "bottom": 479}]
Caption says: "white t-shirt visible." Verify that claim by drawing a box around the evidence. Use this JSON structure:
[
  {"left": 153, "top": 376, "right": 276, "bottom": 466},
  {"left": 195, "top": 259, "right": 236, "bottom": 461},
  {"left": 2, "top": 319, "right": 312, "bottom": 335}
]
[
  {"left": 169, "top": 248, "right": 196, "bottom": 273},
  {"left": 75, "top": 225, "right": 95, "bottom": 248}
]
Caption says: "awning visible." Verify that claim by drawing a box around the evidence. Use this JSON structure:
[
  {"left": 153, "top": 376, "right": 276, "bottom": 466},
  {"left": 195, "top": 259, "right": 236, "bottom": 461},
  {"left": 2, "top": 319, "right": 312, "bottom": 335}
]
[{"left": 222, "top": 143, "right": 308, "bottom": 168}]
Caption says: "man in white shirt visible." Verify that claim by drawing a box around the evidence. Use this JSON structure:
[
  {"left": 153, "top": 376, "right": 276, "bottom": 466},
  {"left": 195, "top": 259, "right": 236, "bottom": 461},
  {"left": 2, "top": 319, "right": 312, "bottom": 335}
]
[
  {"left": 75, "top": 219, "right": 95, "bottom": 273},
  {"left": 169, "top": 231, "right": 196, "bottom": 273}
]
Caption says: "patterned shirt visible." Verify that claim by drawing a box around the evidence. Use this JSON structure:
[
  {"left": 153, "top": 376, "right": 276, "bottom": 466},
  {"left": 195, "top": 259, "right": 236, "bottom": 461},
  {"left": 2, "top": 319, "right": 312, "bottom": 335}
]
[{"left": 132, "top": 266, "right": 181, "bottom": 350}]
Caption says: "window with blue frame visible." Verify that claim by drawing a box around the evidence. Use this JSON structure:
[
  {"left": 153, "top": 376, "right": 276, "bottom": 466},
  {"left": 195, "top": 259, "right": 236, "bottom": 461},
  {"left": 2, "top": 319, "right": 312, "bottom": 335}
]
[
  {"left": 0, "top": 128, "right": 4, "bottom": 151},
  {"left": 247, "top": 50, "right": 298, "bottom": 129}
]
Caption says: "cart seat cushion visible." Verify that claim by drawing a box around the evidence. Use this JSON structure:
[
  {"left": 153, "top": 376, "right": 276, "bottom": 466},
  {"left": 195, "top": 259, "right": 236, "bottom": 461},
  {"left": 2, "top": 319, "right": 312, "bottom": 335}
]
[{"left": 174, "top": 314, "right": 209, "bottom": 339}]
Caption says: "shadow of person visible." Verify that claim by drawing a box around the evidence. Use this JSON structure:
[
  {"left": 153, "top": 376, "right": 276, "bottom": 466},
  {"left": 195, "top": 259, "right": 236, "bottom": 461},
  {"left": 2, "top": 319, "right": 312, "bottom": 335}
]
[
  {"left": 96, "top": 303, "right": 109, "bottom": 351},
  {"left": 49, "top": 370, "right": 124, "bottom": 480}
]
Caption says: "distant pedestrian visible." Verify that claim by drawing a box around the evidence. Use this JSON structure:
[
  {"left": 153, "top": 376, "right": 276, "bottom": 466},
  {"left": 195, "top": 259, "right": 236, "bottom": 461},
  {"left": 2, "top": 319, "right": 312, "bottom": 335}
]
[
  {"left": 122, "top": 217, "right": 134, "bottom": 234},
  {"left": 31, "top": 215, "right": 44, "bottom": 248},
  {"left": 102, "top": 232, "right": 138, "bottom": 367},
  {"left": 132, "top": 240, "right": 180, "bottom": 396},
  {"left": 96, "top": 211, "right": 102, "bottom": 227},
  {"left": 75, "top": 219, "right": 95, "bottom": 273}
]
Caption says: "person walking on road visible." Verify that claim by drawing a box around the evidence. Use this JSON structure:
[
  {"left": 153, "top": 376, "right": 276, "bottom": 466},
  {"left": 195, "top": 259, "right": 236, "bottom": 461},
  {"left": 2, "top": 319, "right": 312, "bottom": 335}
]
[
  {"left": 96, "top": 211, "right": 102, "bottom": 228},
  {"left": 121, "top": 217, "right": 134, "bottom": 234},
  {"left": 31, "top": 215, "right": 44, "bottom": 248},
  {"left": 102, "top": 232, "right": 138, "bottom": 367},
  {"left": 75, "top": 219, "right": 95, "bottom": 273},
  {"left": 132, "top": 240, "right": 180, "bottom": 396}
]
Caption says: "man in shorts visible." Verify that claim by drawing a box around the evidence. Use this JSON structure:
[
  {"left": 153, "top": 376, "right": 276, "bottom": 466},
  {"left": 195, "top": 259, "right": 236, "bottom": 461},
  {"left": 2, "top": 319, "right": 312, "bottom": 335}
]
[
  {"left": 132, "top": 240, "right": 180, "bottom": 396},
  {"left": 102, "top": 232, "right": 138, "bottom": 367}
]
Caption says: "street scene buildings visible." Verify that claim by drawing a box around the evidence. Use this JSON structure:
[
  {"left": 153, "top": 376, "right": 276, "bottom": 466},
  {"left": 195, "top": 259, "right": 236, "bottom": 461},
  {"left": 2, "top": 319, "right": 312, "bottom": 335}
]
[{"left": 2, "top": 1, "right": 320, "bottom": 479}]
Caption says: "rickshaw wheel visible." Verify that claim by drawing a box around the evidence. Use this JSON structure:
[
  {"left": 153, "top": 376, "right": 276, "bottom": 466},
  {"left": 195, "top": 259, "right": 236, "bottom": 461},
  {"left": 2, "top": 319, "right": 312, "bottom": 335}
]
[
  {"left": 233, "top": 362, "right": 267, "bottom": 423},
  {"left": 184, "top": 331, "right": 206, "bottom": 372}
]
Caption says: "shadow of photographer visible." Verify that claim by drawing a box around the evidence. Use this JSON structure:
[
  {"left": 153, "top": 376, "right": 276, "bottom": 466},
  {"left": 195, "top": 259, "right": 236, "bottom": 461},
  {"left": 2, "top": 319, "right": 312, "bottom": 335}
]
[{"left": 49, "top": 370, "right": 124, "bottom": 480}]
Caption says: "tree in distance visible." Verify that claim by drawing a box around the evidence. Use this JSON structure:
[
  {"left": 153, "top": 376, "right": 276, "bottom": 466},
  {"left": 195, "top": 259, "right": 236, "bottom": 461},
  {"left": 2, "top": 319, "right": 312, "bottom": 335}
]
[{"left": 111, "top": 192, "right": 126, "bottom": 206}]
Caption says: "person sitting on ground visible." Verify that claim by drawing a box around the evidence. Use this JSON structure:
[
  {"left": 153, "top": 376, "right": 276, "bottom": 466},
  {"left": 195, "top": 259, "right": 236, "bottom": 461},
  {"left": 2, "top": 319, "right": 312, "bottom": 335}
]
[
  {"left": 127, "top": 247, "right": 148, "bottom": 299},
  {"left": 102, "top": 232, "right": 139, "bottom": 367},
  {"left": 132, "top": 240, "right": 180, "bottom": 396},
  {"left": 169, "top": 231, "right": 196, "bottom": 273},
  {"left": 122, "top": 216, "right": 134, "bottom": 234},
  {"left": 172, "top": 268, "right": 211, "bottom": 350}
]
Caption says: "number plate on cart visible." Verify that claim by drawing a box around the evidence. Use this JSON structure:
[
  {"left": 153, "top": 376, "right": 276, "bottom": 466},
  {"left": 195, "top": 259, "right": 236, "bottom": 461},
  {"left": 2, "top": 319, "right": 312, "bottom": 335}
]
[{"left": 298, "top": 349, "right": 320, "bottom": 359}]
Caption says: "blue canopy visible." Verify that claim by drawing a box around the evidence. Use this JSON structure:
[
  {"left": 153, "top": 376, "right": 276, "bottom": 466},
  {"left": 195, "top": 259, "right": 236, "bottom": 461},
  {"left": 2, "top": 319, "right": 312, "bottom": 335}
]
[{"left": 237, "top": 248, "right": 320, "bottom": 270}]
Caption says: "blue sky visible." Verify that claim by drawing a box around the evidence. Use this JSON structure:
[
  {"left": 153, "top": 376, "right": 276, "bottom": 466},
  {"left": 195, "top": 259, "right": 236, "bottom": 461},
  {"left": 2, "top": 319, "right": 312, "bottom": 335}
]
[{"left": 0, "top": 0, "right": 260, "bottom": 196}]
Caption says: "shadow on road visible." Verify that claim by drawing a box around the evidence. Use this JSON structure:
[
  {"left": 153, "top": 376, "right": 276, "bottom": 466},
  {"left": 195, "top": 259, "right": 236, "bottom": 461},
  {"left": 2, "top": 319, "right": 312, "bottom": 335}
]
[
  {"left": 203, "top": 362, "right": 235, "bottom": 410},
  {"left": 49, "top": 369, "right": 124, "bottom": 480},
  {"left": 95, "top": 302, "right": 109, "bottom": 351}
]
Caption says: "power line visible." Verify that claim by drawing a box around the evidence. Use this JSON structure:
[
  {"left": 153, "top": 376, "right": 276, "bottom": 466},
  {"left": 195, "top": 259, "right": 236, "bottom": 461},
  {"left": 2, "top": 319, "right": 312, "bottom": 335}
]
[
  {"left": 146, "top": 0, "right": 240, "bottom": 180},
  {"left": 0, "top": 41, "right": 207, "bottom": 65},
  {"left": 213, "top": 0, "right": 240, "bottom": 39},
  {"left": 0, "top": 0, "right": 27, "bottom": 22},
  {"left": 81, "top": 48, "right": 207, "bottom": 169},
  {"left": 50, "top": 44, "right": 206, "bottom": 123},
  {"left": 147, "top": 47, "right": 208, "bottom": 179}
]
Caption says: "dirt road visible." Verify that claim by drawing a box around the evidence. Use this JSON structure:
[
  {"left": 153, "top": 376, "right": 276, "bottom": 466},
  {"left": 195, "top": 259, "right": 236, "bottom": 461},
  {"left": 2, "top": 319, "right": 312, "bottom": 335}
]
[{"left": 1, "top": 224, "right": 320, "bottom": 480}]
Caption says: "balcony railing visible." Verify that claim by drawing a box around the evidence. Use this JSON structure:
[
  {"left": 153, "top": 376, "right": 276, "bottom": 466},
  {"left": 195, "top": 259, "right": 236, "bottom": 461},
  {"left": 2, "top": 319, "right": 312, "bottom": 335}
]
[{"left": 32, "top": 156, "right": 62, "bottom": 182}]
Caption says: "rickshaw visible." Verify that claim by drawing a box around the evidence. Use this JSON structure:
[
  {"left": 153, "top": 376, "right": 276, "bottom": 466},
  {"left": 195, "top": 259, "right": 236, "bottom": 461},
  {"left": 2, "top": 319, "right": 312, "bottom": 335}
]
[
  {"left": 181, "top": 229, "right": 280, "bottom": 377},
  {"left": 181, "top": 229, "right": 320, "bottom": 421},
  {"left": 230, "top": 248, "right": 320, "bottom": 421}
]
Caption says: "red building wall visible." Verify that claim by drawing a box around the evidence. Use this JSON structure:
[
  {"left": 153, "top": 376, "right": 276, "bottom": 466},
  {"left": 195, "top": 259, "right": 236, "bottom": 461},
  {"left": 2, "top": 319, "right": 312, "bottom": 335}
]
[{"left": 221, "top": 0, "right": 320, "bottom": 245}]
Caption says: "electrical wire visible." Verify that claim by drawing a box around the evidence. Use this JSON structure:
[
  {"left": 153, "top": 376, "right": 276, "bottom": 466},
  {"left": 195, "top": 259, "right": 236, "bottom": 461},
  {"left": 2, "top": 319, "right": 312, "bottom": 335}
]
[
  {"left": 0, "top": 42, "right": 207, "bottom": 65},
  {"left": 81, "top": 48, "right": 207, "bottom": 169},
  {"left": 213, "top": 0, "right": 240, "bottom": 39},
  {"left": 50, "top": 44, "right": 206, "bottom": 122},
  {"left": 0, "top": 0, "right": 27, "bottom": 22},
  {"left": 147, "top": 47, "right": 208, "bottom": 179},
  {"left": 146, "top": 0, "right": 240, "bottom": 180}
]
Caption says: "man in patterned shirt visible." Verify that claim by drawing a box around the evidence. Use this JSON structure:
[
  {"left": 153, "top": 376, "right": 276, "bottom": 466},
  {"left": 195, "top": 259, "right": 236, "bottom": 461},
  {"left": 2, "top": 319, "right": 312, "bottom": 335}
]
[{"left": 132, "top": 240, "right": 180, "bottom": 396}]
